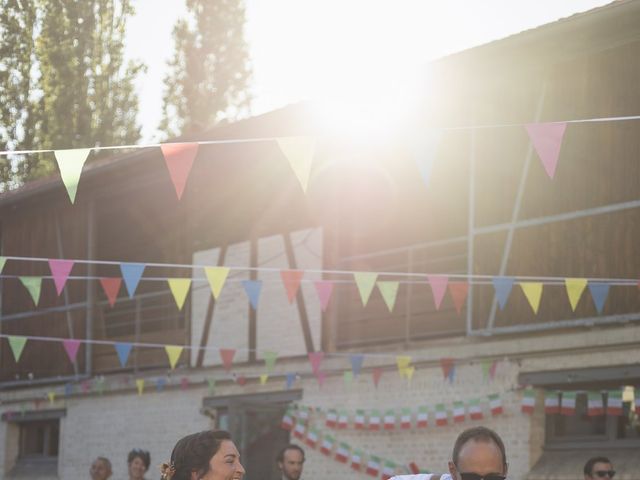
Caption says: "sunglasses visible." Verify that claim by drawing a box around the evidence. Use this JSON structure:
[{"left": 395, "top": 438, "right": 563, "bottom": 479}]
[
  {"left": 592, "top": 471, "right": 616, "bottom": 478},
  {"left": 459, "top": 473, "right": 506, "bottom": 480}
]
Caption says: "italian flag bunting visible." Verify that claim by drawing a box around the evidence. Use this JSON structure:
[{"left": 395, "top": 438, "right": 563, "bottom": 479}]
[
  {"left": 351, "top": 449, "right": 364, "bottom": 471},
  {"left": 435, "top": 403, "right": 448, "bottom": 426},
  {"left": 453, "top": 401, "right": 466, "bottom": 423},
  {"left": 355, "top": 409, "right": 366, "bottom": 429},
  {"left": 560, "top": 392, "right": 577, "bottom": 416},
  {"left": 545, "top": 392, "right": 560, "bottom": 414},
  {"left": 382, "top": 460, "right": 397, "bottom": 480},
  {"left": 337, "top": 410, "right": 349, "bottom": 429},
  {"left": 489, "top": 394, "right": 503, "bottom": 416},
  {"left": 366, "top": 455, "right": 381, "bottom": 477},
  {"left": 369, "top": 409, "right": 382, "bottom": 430},
  {"left": 469, "top": 398, "right": 484, "bottom": 420},
  {"left": 521, "top": 388, "right": 536, "bottom": 414},
  {"left": 335, "top": 442, "right": 350, "bottom": 463},
  {"left": 281, "top": 409, "right": 295, "bottom": 430},
  {"left": 400, "top": 408, "right": 412, "bottom": 429},
  {"left": 383, "top": 409, "right": 396, "bottom": 430},
  {"left": 607, "top": 390, "right": 623, "bottom": 416},
  {"left": 635, "top": 389, "right": 640, "bottom": 415},
  {"left": 326, "top": 408, "right": 338, "bottom": 428},
  {"left": 305, "top": 428, "right": 319, "bottom": 449},
  {"left": 587, "top": 391, "right": 604, "bottom": 416},
  {"left": 320, "top": 434, "right": 335, "bottom": 456},
  {"left": 293, "top": 422, "right": 306, "bottom": 439},
  {"left": 417, "top": 405, "right": 428, "bottom": 428}
]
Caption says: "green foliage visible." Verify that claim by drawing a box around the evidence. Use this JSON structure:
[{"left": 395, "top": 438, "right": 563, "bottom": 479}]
[
  {"left": 0, "top": 0, "right": 144, "bottom": 190},
  {"left": 160, "top": 0, "right": 252, "bottom": 138}
]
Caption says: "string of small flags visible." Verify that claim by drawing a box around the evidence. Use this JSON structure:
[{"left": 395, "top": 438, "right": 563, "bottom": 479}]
[{"left": 519, "top": 388, "right": 640, "bottom": 416}]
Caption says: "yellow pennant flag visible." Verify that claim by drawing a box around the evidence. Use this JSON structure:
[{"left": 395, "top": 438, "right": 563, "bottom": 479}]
[
  {"left": 277, "top": 136, "right": 316, "bottom": 193},
  {"left": 354, "top": 272, "right": 378, "bottom": 306},
  {"left": 396, "top": 355, "right": 412, "bottom": 378},
  {"left": 48, "top": 392, "right": 56, "bottom": 404},
  {"left": 520, "top": 282, "right": 543, "bottom": 314},
  {"left": 168, "top": 278, "right": 191, "bottom": 310},
  {"left": 260, "top": 374, "right": 269, "bottom": 385},
  {"left": 405, "top": 366, "right": 415, "bottom": 382},
  {"left": 205, "top": 267, "right": 230, "bottom": 299},
  {"left": 377, "top": 281, "right": 399, "bottom": 312},
  {"left": 136, "top": 379, "right": 145, "bottom": 396},
  {"left": 54, "top": 148, "right": 91, "bottom": 203},
  {"left": 565, "top": 278, "right": 587, "bottom": 311},
  {"left": 165, "top": 345, "right": 184, "bottom": 370}
]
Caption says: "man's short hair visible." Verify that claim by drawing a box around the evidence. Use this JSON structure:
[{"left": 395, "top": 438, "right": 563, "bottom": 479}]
[
  {"left": 452, "top": 426, "right": 507, "bottom": 467},
  {"left": 276, "top": 444, "right": 305, "bottom": 463},
  {"left": 584, "top": 456, "right": 612, "bottom": 475}
]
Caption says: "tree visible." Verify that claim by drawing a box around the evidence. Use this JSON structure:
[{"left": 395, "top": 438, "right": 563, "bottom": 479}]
[
  {"left": 159, "top": 0, "right": 252, "bottom": 138},
  {"left": 0, "top": 0, "right": 144, "bottom": 190}
]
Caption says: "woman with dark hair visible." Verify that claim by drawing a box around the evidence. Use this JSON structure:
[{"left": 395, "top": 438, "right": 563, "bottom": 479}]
[
  {"left": 127, "top": 448, "right": 151, "bottom": 480},
  {"left": 160, "top": 430, "right": 245, "bottom": 480}
]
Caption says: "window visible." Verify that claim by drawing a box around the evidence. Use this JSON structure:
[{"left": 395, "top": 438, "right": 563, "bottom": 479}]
[{"left": 19, "top": 420, "right": 59, "bottom": 459}]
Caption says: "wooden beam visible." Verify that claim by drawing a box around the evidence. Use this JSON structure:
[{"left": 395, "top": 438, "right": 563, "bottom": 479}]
[{"left": 248, "top": 238, "right": 258, "bottom": 362}]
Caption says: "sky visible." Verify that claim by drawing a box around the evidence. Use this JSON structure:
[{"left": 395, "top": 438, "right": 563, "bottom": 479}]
[{"left": 126, "top": 0, "right": 612, "bottom": 142}]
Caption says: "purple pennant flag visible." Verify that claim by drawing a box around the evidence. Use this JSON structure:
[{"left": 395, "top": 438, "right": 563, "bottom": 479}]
[
  {"left": 115, "top": 342, "right": 133, "bottom": 368},
  {"left": 350, "top": 354, "right": 364, "bottom": 377},
  {"left": 313, "top": 281, "right": 334, "bottom": 312},
  {"left": 285, "top": 373, "right": 296, "bottom": 390},
  {"left": 48, "top": 259, "right": 74, "bottom": 296},
  {"left": 241, "top": 280, "right": 263, "bottom": 310},
  {"left": 588, "top": 282, "right": 610, "bottom": 314},
  {"left": 120, "top": 263, "right": 146, "bottom": 298},
  {"left": 63, "top": 339, "right": 81, "bottom": 364},
  {"left": 492, "top": 276, "right": 514, "bottom": 310}
]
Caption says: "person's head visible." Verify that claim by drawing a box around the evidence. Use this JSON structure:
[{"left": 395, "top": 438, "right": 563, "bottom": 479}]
[
  {"left": 448, "top": 426, "right": 508, "bottom": 480},
  {"left": 276, "top": 444, "right": 305, "bottom": 480},
  {"left": 90, "top": 457, "right": 112, "bottom": 480},
  {"left": 584, "top": 457, "right": 615, "bottom": 480},
  {"left": 128, "top": 449, "right": 150, "bottom": 480},
  {"left": 167, "top": 430, "right": 245, "bottom": 480}
]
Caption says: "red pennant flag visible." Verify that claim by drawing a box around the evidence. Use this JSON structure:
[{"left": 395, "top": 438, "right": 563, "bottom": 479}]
[
  {"left": 448, "top": 281, "right": 469, "bottom": 314},
  {"left": 281, "top": 270, "right": 304, "bottom": 303},
  {"left": 236, "top": 375, "right": 247, "bottom": 386},
  {"left": 160, "top": 143, "right": 199, "bottom": 200},
  {"left": 525, "top": 122, "right": 567, "bottom": 179},
  {"left": 219, "top": 349, "right": 236, "bottom": 371},
  {"left": 440, "top": 358, "right": 455, "bottom": 381},
  {"left": 313, "top": 281, "right": 334, "bottom": 312},
  {"left": 308, "top": 352, "right": 324, "bottom": 375},
  {"left": 372, "top": 367, "right": 383, "bottom": 388},
  {"left": 180, "top": 377, "right": 189, "bottom": 390},
  {"left": 100, "top": 277, "right": 122, "bottom": 307},
  {"left": 48, "top": 259, "right": 74, "bottom": 295}
]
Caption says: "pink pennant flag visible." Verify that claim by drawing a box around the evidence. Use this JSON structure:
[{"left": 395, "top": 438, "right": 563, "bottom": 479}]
[
  {"left": 373, "top": 367, "right": 383, "bottom": 388},
  {"left": 525, "top": 122, "right": 567, "bottom": 179},
  {"left": 308, "top": 352, "right": 324, "bottom": 375},
  {"left": 281, "top": 270, "right": 304, "bottom": 303},
  {"left": 100, "top": 277, "right": 122, "bottom": 307},
  {"left": 314, "top": 281, "right": 334, "bottom": 312},
  {"left": 160, "top": 143, "right": 199, "bottom": 200},
  {"left": 219, "top": 349, "right": 236, "bottom": 372},
  {"left": 63, "top": 339, "right": 81, "bottom": 364},
  {"left": 428, "top": 275, "right": 449, "bottom": 310},
  {"left": 449, "top": 282, "right": 469, "bottom": 314},
  {"left": 48, "top": 259, "right": 74, "bottom": 296}
]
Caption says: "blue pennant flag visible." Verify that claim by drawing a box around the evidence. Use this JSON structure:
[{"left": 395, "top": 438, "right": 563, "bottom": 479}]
[
  {"left": 242, "top": 280, "right": 263, "bottom": 310},
  {"left": 115, "top": 342, "right": 133, "bottom": 368},
  {"left": 156, "top": 378, "right": 167, "bottom": 392},
  {"left": 350, "top": 354, "right": 364, "bottom": 377},
  {"left": 64, "top": 383, "right": 73, "bottom": 396},
  {"left": 120, "top": 263, "right": 146, "bottom": 298},
  {"left": 588, "top": 282, "right": 610, "bottom": 314},
  {"left": 285, "top": 372, "right": 296, "bottom": 390},
  {"left": 492, "top": 276, "right": 514, "bottom": 310}
]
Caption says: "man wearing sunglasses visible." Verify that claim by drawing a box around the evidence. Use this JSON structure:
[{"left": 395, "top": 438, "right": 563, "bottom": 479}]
[
  {"left": 447, "top": 426, "right": 508, "bottom": 480},
  {"left": 584, "top": 457, "right": 616, "bottom": 479}
]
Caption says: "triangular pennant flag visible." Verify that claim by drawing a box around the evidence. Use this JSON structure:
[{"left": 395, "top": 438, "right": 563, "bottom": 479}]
[
  {"left": 155, "top": 377, "right": 166, "bottom": 392},
  {"left": 480, "top": 360, "right": 494, "bottom": 382},
  {"left": 396, "top": 356, "right": 412, "bottom": 378},
  {"left": 167, "top": 278, "right": 191, "bottom": 310},
  {"left": 565, "top": 278, "right": 587, "bottom": 311},
  {"left": 350, "top": 354, "right": 364, "bottom": 377},
  {"left": 160, "top": 143, "right": 198, "bottom": 200},
  {"left": 54, "top": 148, "right": 91, "bottom": 203},
  {"left": 280, "top": 270, "right": 304, "bottom": 304},
  {"left": 180, "top": 377, "right": 189, "bottom": 390},
  {"left": 343, "top": 371, "right": 353, "bottom": 386},
  {"left": 440, "top": 358, "right": 455, "bottom": 382},
  {"left": 354, "top": 272, "right": 377, "bottom": 306},
  {"left": 136, "top": 378, "right": 145, "bottom": 396},
  {"left": 589, "top": 282, "right": 610, "bottom": 314},
  {"left": 314, "top": 281, "right": 334, "bottom": 312},
  {"left": 204, "top": 266, "right": 230, "bottom": 299},
  {"left": 427, "top": 275, "right": 449, "bottom": 310},
  {"left": 525, "top": 122, "right": 567, "bottom": 179},
  {"left": 372, "top": 367, "right": 383, "bottom": 388},
  {"left": 241, "top": 280, "right": 263, "bottom": 310},
  {"left": 308, "top": 352, "right": 324, "bottom": 375},
  {"left": 260, "top": 374, "right": 269, "bottom": 385},
  {"left": 405, "top": 365, "right": 415, "bottom": 382},
  {"left": 64, "top": 383, "right": 74, "bottom": 396},
  {"left": 19, "top": 276, "right": 42, "bottom": 306},
  {"left": 8, "top": 336, "right": 27, "bottom": 362},
  {"left": 285, "top": 372, "right": 296, "bottom": 390},
  {"left": 115, "top": 342, "right": 133, "bottom": 368},
  {"left": 164, "top": 345, "right": 183, "bottom": 370},
  {"left": 492, "top": 276, "right": 514, "bottom": 310},
  {"left": 207, "top": 378, "right": 216, "bottom": 395},
  {"left": 63, "top": 339, "right": 81, "bottom": 364},
  {"left": 377, "top": 281, "right": 399, "bottom": 312},
  {"left": 120, "top": 263, "right": 145, "bottom": 298},
  {"left": 449, "top": 281, "right": 469, "bottom": 314},
  {"left": 277, "top": 136, "right": 315, "bottom": 193},
  {"left": 220, "top": 348, "right": 236, "bottom": 371},
  {"left": 264, "top": 351, "right": 278, "bottom": 373},
  {"left": 100, "top": 277, "right": 122, "bottom": 307},
  {"left": 0, "top": 257, "right": 6, "bottom": 273},
  {"left": 520, "top": 282, "right": 543, "bottom": 314},
  {"left": 48, "top": 392, "right": 56, "bottom": 404},
  {"left": 48, "top": 259, "right": 74, "bottom": 296},
  {"left": 413, "top": 129, "right": 443, "bottom": 187}
]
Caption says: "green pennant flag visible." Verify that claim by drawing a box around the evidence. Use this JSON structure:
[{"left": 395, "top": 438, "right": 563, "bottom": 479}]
[
  {"left": 54, "top": 148, "right": 92, "bottom": 203},
  {"left": 264, "top": 351, "right": 278, "bottom": 373},
  {"left": 207, "top": 378, "right": 216, "bottom": 395},
  {"left": 8, "top": 336, "right": 27, "bottom": 362},
  {"left": 354, "top": 272, "right": 378, "bottom": 306},
  {"left": 20, "top": 276, "right": 42, "bottom": 306},
  {"left": 377, "top": 281, "right": 399, "bottom": 311},
  {"left": 343, "top": 370, "right": 353, "bottom": 386},
  {"left": 0, "top": 257, "right": 6, "bottom": 274}
]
